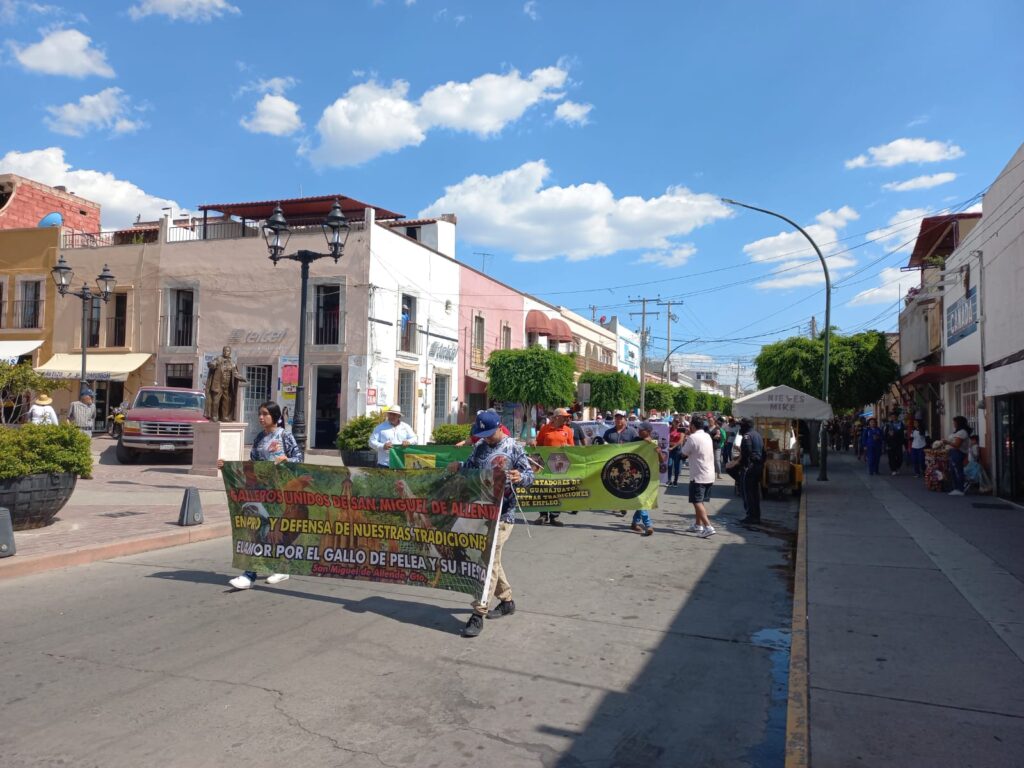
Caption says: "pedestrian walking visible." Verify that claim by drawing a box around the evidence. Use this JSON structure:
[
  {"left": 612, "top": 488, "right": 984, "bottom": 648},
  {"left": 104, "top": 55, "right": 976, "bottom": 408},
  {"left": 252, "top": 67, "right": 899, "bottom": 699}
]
[
  {"left": 534, "top": 407, "right": 574, "bottom": 526},
  {"left": 861, "top": 417, "right": 883, "bottom": 475},
  {"left": 667, "top": 419, "right": 684, "bottom": 486},
  {"left": 602, "top": 410, "right": 642, "bottom": 522},
  {"left": 67, "top": 386, "right": 96, "bottom": 438},
  {"left": 682, "top": 416, "right": 716, "bottom": 537},
  {"left": 632, "top": 423, "right": 661, "bottom": 536},
  {"left": 27, "top": 393, "right": 58, "bottom": 425},
  {"left": 910, "top": 424, "right": 927, "bottom": 476},
  {"left": 368, "top": 408, "right": 418, "bottom": 468},
  {"left": 447, "top": 410, "right": 535, "bottom": 638},
  {"left": 885, "top": 415, "right": 905, "bottom": 475}
]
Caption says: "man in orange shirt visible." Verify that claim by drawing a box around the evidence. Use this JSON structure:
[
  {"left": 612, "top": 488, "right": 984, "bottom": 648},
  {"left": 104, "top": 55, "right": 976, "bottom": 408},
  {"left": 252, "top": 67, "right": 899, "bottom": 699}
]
[{"left": 534, "top": 406, "right": 574, "bottom": 527}]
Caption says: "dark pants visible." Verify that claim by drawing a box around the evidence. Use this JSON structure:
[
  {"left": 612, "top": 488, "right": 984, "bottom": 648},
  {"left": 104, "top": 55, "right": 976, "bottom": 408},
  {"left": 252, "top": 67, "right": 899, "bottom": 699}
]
[
  {"left": 668, "top": 448, "right": 682, "bottom": 484},
  {"left": 911, "top": 447, "right": 926, "bottom": 476},
  {"left": 742, "top": 463, "right": 763, "bottom": 520},
  {"left": 887, "top": 447, "right": 903, "bottom": 473},
  {"left": 948, "top": 448, "right": 966, "bottom": 492},
  {"left": 866, "top": 447, "right": 881, "bottom": 475}
]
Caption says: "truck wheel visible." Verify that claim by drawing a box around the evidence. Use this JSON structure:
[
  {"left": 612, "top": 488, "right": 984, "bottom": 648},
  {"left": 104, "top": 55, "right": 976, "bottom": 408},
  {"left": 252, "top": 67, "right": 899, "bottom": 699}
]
[{"left": 116, "top": 439, "right": 138, "bottom": 465}]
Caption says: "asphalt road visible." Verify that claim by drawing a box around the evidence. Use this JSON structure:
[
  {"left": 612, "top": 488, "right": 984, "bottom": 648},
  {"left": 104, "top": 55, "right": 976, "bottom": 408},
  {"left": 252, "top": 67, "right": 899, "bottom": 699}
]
[{"left": 0, "top": 477, "right": 796, "bottom": 768}]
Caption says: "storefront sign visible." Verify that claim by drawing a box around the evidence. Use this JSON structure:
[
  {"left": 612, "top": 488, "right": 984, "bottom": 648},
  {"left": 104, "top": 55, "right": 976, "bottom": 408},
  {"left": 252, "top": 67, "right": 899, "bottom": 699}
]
[
  {"left": 946, "top": 287, "right": 977, "bottom": 346},
  {"left": 429, "top": 341, "right": 458, "bottom": 362},
  {"left": 226, "top": 328, "right": 289, "bottom": 345},
  {"left": 366, "top": 387, "right": 377, "bottom": 405}
]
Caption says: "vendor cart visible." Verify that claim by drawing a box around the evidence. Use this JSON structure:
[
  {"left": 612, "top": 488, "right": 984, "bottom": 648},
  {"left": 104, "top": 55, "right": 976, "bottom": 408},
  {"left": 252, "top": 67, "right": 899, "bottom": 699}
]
[{"left": 732, "top": 384, "right": 834, "bottom": 498}]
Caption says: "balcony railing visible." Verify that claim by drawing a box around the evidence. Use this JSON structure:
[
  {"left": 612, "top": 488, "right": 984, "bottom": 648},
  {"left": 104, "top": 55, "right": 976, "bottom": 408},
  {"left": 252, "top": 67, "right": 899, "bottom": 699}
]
[
  {"left": 62, "top": 229, "right": 158, "bottom": 249},
  {"left": 160, "top": 313, "right": 198, "bottom": 348},
  {"left": 12, "top": 300, "right": 43, "bottom": 329},
  {"left": 398, "top": 322, "right": 422, "bottom": 355},
  {"left": 312, "top": 309, "right": 342, "bottom": 346},
  {"left": 106, "top": 316, "right": 127, "bottom": 347},
  {"left": 471, "top": 345, "right": 486, "bottom": 369},
  {"left": 168, "top": 218, "right": 366, "bottom": 244},
  {"left": 575, "top": 356, "right": 618, "bottom": 374}
]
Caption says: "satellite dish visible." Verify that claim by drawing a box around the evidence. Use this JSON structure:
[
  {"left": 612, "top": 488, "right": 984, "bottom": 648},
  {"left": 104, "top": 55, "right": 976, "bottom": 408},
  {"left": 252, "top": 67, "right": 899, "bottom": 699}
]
[{"left": 38, "top": 212, "right": 63, "bottom": 227}]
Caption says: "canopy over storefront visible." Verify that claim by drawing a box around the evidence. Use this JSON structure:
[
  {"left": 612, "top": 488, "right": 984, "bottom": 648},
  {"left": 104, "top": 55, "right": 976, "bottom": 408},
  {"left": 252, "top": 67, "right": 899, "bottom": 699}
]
[
  {"left": 900, "top": 364, "right": 978, "bottom": 387},
  {"left": 36, "top": 353, "right": 151, "bottom": 382},
  {"left": 732, "top": 384, "right": 834, "bottom": 421},
  {"left": 525, "top": 310, "right": 552, "bottom": 336},
  {"left": 0, "top": 339, "right": 43, "bottom": 364},
  {"left": 547, "top": 319, "right": 573, "bottom": 343}
]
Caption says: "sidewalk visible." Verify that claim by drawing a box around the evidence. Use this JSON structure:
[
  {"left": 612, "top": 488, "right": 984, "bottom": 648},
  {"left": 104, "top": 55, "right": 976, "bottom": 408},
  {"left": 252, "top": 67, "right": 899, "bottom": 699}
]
[
  {"left": 0, "top": 436, "right": 343, "bottom": 580},
  {"left": 804, "top": 452, "right": 1024, "bottom": 766}
]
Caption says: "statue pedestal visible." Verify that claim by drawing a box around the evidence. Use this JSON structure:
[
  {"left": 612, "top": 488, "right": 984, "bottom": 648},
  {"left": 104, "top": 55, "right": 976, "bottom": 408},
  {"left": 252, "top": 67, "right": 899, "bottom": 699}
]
[{"left": 190, "top": 421, "right": 247, "bottom": 477}]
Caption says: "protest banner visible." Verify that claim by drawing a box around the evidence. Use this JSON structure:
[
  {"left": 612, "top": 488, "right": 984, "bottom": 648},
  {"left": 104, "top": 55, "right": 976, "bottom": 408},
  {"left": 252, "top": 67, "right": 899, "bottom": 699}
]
[
  {"left": 390, "top": 442, "right": 660, "bottom": 513},
  {"left": 222, "top": 461, "right": 505, "bottom": 598}
]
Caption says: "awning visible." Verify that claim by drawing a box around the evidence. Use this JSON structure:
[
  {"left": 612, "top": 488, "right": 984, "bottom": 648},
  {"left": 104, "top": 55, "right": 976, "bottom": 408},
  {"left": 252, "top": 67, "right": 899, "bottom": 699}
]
[
  {"left": 0, "top": 339, "right": 43, "bottom": 364},
  {"left": 36, "top": 353, "right": 152, "bottom": 382},
  {"left": 525, "top": 310, "right": 552, "bottom": 336},
  {"left": 733, "top": 384, "right": 834, "bottom": 421},
  {"left": 548, "top": 319, "right": 573, "bottom": 343},
  {"left": 464, "top": 371, "right": 489, "bottom": 395},
  {"left": 901, "top": 364, "right": 978, "bottom": 387}
]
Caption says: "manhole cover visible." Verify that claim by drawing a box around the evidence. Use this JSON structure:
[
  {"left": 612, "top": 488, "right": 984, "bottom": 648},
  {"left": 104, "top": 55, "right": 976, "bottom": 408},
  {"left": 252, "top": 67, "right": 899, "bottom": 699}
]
[
  {"left": 100, "top": 510, "right": 145, "bottom": 518},
  {"left": 971, "top": 503, "right": 1013, "bottom": 510}
]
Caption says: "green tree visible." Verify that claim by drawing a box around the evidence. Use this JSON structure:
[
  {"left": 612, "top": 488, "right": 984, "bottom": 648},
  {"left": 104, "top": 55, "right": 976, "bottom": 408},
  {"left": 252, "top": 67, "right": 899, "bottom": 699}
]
[
  {"left": 754, "top": 330, "right": 899, "bottom": 412},
  {"left": 0, "top": 362, "right": 56, "bottom": 425},
  {"left": 641, "top": 383, "right": 675, "bottom": 413},
  {"left": 673, "top": 386, "right": 696, "bottom": 413},
  {"left": 487, "top": 347, "right": 576, "bottom": 430},
  {"left": 708, "top": 394, "right": 723, "bottom": 412},
  {"left": 721, "top": 398, "right": 733, "bottom": 416},
  {"left": 693, "top": 391, "right": 711, "bottom": 412},
  {"left": 578, "top": 371, "right": 639, "bottom": 413}
]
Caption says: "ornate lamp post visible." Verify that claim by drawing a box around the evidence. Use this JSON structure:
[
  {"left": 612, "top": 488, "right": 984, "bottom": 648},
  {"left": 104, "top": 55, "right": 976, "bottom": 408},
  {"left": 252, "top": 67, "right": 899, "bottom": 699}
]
[
  {"left": 50, "top": 255, "right": 117, "bottom": 395},
  {"left": 262, "top": 200, "right": 350, "bottom": 448},
  {"left": 721, "top": 198, "right": 831, "bottom": 481}
]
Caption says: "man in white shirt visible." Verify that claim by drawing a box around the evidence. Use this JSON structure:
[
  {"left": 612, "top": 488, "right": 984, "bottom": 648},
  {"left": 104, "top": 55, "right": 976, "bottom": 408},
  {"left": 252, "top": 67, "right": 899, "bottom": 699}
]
[
  {"left": 681, "top": 415, "right": 717, "bottom": 538},
  {"left": 368, "top": 408, "right": 418, "bottom": 468}
]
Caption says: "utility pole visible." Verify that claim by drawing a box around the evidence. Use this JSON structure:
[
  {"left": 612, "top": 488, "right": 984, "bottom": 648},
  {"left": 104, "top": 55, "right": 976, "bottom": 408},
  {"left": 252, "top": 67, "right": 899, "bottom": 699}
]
[
  {"left": 809, "top": 315, "right": 817, "bottom": 339},
  {"left": 657, "top": 299, "right": 680, "bottom": 382},
  {"left": 589, "top": 305, "right": 599, "bottom": 323},
  {"left": 629, "top": 297, "right": 659, "bottom": 413},
  {"left": 735, "top": 357, "right": 741, "bottom": 395}
]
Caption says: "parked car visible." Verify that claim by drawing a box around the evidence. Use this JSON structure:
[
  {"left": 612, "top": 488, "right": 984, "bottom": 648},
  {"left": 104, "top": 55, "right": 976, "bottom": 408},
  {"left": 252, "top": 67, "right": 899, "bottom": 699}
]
[{"left": 115, "top": 387, "right": 208, "bottom": 464}]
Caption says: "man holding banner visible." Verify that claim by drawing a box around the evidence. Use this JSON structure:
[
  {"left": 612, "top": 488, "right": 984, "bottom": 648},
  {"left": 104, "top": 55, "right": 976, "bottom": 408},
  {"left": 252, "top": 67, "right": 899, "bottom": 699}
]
[{"left": 447, "top": 410, "right": 535, "bottom": 638}]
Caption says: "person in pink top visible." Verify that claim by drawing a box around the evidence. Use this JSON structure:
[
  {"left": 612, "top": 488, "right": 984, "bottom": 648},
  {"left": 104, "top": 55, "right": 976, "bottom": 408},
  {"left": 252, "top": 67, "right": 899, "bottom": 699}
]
[{"left": 681, "top": 415, "right": 717, "bottom": 538}]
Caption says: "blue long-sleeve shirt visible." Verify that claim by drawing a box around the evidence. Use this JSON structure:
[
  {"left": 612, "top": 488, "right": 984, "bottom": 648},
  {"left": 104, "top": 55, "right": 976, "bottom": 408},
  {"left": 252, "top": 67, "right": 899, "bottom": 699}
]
[
  {"left": 251, "top": 427, "right": 303, "bottom": 463},
  {"left": 460, "top": 435, "right": 534, "bottom": 523}
]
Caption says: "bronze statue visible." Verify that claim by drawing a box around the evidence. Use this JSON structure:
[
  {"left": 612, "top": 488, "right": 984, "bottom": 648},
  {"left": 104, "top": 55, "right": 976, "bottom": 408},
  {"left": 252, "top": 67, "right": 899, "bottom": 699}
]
[{"left": 204, "top": 346, "right": 247, "bottom": 422}]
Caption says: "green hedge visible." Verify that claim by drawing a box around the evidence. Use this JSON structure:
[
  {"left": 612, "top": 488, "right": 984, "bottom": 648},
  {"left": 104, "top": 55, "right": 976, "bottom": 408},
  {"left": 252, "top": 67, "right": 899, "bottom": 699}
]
[
  {"left": 431, "top": 423, "right": 471, "bottom": 445},
  {"left": 0, "top": 424, "right": 93, "bottom": 480},
  {"left": 336, "top": 413, "right": 385, "bottom": 451}
]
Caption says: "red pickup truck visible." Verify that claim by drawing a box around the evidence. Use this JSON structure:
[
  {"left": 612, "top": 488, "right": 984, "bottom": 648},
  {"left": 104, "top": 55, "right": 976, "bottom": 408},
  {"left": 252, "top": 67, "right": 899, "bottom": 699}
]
[{"left": 115, "top": 386, "right": 209, "bottom": 464}]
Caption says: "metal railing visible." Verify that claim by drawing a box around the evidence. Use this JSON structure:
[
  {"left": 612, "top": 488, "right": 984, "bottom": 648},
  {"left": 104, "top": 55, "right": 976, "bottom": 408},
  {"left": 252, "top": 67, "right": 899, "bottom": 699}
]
[
  {"left": 471, "top": 345, "right": 486, "bottom": 368},
  {"left": 12, "top": 299, "right": 43, "bottom": 329},
  {"left": 106, "top": 316, "right": 127, "bottom": 347},
  {"left": 168, "top": 218, "right": 365, "bottom": 244},
  {"left": 398, "top": 322, "right": 422, "bottom": 355},
  {"left": 160, "top": 313, "right": 198, "bottom": 348},
  {"left": 62, "top": 229, "right": 158, "bottom": 249},
  {"left": 312, "top": 308, "right": 342, "bottom": 346}
]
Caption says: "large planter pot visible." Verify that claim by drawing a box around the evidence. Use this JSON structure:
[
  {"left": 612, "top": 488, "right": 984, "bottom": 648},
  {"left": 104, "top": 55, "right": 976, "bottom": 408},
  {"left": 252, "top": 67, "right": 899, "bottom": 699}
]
[
  {"left": 0, "top": 472, "right": 78, "bottom": 530},
  {"left": 340, "top": 450, "right": 379, "bottom": 468}
]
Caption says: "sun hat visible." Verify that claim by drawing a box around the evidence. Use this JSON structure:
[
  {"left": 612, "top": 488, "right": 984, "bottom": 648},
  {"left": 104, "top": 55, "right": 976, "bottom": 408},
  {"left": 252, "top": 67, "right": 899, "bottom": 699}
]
[
  {"left": 36, "top": 394, "right": 53, "bottom": 405},
  {"left": 386, "top": 407, "right": 403, "bottom": 417},
  {"left": 471, "top": 409, "right": 502, "bottom": 438}
]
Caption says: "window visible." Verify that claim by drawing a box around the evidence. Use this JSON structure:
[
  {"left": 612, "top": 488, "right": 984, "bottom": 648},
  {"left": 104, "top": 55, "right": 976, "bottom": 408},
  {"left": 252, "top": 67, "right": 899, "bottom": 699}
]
[
  {"left": 398, "top": 369, "right": 415, "bottom": 427},
  {"left": 166, "top": 363, "right": 194, "bottom": 388},
  {"left": 398, "top": 294, "right": 418, "bottom": 354},
  {"left": 434, "top": 373, "right": 450, "bottom": 428},
  {"left": 501, "top": 323, "right": 512, "bottom": 350},
  {"left": 170, "top": 289, "right": 195, "bottom": 347},
  {"left": 86, "top": 295, "right": 101, "bottom": 348},
  {"left": 16, "top": 280, "right": 42, "bottom": 329},
  {"left": 405, "top": 227, "right": 419, "bottom": 241},
  {"left": 956, "top": 378, "right": 979, "bottom": 431},
  {"left": 472, "top": 315, "right": 485, "bottom": 367},
  {"left": 314, "top": 284, "right": 341, "bottom": 345},
  {"left": 600, "top": 347, "right": 614, "bottom": 366},
  {"left": 107, "top": 293, "right": 127, "bottom": 347}
]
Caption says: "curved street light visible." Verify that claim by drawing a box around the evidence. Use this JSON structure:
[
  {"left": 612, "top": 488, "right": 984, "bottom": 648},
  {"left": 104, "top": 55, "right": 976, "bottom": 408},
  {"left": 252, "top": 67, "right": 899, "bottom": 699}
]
[
  {"left": 51, "top": 255, "right": 117, "bottom": 396},
  {"left": 721, "top": 199, "right": 831, "bottom": 481}
]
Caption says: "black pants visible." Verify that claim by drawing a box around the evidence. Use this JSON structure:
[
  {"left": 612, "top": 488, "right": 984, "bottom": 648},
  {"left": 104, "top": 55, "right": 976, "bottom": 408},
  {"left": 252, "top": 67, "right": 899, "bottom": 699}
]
[
  {"left": 742, "top": 463, "right": 763, "bottom": 520},
  {"left": 887, "top": 447, "right": 903, "bottom": 473}
]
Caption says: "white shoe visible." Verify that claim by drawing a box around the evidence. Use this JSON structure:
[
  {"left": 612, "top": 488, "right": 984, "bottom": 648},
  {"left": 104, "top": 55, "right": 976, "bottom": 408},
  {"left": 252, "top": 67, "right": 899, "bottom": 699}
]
[
  {"left": 700, "top": 526, "right": 717, "bottom": 538},
  {"left": 685, "top": 523, "right": 704, "bottom": 533},
  {"left": 229, "top": 575, "right": 253, "bottom": 590},
  {"left": 265, "top": 573, "right": 290, "bottom": 585},
  {"left": 948, "top": 490, "right": 964, "bottom": 496}
]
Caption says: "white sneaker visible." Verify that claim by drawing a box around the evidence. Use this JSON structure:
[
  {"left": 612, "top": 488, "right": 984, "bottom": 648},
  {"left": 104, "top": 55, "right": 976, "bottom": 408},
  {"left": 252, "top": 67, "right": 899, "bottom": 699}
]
[
  {"left": 229, "top": 575, "right": 253, "bottom": 590},
  {"left": 685, "top": 523, "right": 704, "bottom": 533},
  {"left": 265, "top": 573, "right": 290, "bottom": 585},
  {"left": 948, "top": 490, "right": 965, "bottom": 496},
  {"left": 700, "top": 526, "right": 717, "bottom": 538}
]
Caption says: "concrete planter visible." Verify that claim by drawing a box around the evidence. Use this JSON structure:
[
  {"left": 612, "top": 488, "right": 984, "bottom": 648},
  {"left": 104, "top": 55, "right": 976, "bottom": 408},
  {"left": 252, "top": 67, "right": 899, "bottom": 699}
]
[
  {"left": 0, "top": 472, "right": 78, "bottom": 530},
  {"left": 340, "top": 450, "right": 378, "bottom": 468}
]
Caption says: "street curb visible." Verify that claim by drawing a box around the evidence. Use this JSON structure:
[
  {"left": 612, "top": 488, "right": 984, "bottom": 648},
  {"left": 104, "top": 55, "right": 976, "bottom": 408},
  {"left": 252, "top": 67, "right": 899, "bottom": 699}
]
[
  {"left": 0, "top": 523, "right": 231, "bottom": 581},
  {"left": 785, "top": 489, "right": 810, "bottom": 767}
]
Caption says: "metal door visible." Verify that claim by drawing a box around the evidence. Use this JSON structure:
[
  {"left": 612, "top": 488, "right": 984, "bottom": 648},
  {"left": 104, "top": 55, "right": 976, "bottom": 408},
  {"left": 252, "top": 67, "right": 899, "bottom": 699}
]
[{"left": 243, "top": 365, "right": 272, "bottom": 442}]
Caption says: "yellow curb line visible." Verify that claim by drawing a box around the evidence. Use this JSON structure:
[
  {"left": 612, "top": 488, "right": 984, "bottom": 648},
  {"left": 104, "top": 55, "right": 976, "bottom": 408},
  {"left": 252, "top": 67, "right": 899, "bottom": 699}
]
[
  {"left": 785, "top": 488, "right": 810, "bottom": 767},
  {"left": 0, "top": 523, "right": 231, "bottom": 581}
]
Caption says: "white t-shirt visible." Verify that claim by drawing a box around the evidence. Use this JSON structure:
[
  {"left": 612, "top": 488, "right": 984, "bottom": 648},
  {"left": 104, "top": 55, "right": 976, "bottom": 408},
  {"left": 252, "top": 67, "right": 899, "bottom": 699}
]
[
  {"left": 948, "top": 428, "right": 969, "bottom": 450},
  {"left": 368, "top": 421, "right": 418, "bottom": 466},
  {"left": 28, "top": 403, "right": 58, "bottom": 425},
  {"left": 911, "top": 429, "right": 927, "bottom": 450},
  {"left": 681, "top": 429, "right": 716, "bottom": 484}
]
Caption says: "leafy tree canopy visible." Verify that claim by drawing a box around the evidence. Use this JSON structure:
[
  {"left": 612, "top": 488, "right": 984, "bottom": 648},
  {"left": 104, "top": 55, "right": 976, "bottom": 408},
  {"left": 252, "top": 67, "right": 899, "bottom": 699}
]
[
  {"left": 578, "top": 371, "right": 639, "bottom": 413},
  {"left": 754, "top": 330, "right": 899, "bottom": 412},
  {"left": 487, "top": 347, "right": 576, "bottom": 409},
  {"left": 0, "top": 362, "right": 57, "bottom": 425},
  {"left": 673, "top": 386, "right": 696, "bottom": 413},
  {"left": 640, "top": 383, "right": 676, "bottom": 413}
]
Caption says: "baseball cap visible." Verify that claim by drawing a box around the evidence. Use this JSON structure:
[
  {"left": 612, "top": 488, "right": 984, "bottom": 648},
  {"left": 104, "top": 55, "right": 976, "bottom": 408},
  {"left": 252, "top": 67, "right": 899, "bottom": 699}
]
[
  {"left": 471, "top": 409, "right": 501, "bottom": 438},
  {"left": 80, "top": 387, "right": 94, "bottom": 398},
  {"left": 553, "top": 407, "right": 571, "bottom": 417},
  {"left": 613, "top": 409, "right": 626, "bottom": 417}
]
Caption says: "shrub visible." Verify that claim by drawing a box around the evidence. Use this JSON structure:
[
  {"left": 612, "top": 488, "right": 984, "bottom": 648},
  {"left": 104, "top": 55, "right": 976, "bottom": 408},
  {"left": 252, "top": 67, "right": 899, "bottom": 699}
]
[
  {"left": 0, "top": 424, "right": 93, "bottom": 480},
  {"left": 431, "top": 423, "right": 471, "bottom": 445},
  {"left": 336, "top": 412, "right": 384, "bottom": 451}
]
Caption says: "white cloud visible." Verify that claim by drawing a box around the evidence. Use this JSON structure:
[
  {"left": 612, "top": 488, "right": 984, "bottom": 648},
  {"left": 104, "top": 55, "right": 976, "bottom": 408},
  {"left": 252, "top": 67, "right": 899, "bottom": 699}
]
[
  {"left": 866, "top": 208, "right": 929, "bottom": 254},
  {"left": 638, "top": 245, "right": 697, "bottom": 268},
  {"left": 0, "top": 147, "right": 182, "bottom": 229},
  {"left": 845, "top": 138, "right": 964, "bottom": 169},
  {"left": 742, "top": 207, "right": 860, "bottom": 290},
  {"left": 128, "top": 0, "right": 239, "bottom": 22},
  {"left": 237, "top": 76, "right": 297, "bottom": 97},
  {"left": 419, "top": 160, "right": 732, "bottom": 262},
  {"left": 241, "top": 94, "right": 302, "bottom": 136},
  {"left": 883, "top": 172, "right": 957, "bottom": 192},
  {"left": 523, "top": 1, "right": 539, "bottom": 20},
  {"left": 555, "top": 100, "right": 592, "bottom": 125},
  {"left": 44, "top": 87, "right": 143, "bottom": 136},
  {"left": 308, "top": 65, "right": 572, "bottom": 167},
  {"left": 850, "top": 266, "right": 919, "bottom": 306},
  {"left": 11, "top": 28, "right": 114, "bottom": 77},
  {"left": 0, "top": 2, "right": 80, "bottom": 24}
]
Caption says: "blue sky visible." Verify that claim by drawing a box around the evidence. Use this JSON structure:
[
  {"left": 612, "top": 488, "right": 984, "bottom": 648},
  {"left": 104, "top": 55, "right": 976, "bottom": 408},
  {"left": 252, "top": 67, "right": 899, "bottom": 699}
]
[{"left": 3, "top": 0, "right": 1022, "bottom": 379}]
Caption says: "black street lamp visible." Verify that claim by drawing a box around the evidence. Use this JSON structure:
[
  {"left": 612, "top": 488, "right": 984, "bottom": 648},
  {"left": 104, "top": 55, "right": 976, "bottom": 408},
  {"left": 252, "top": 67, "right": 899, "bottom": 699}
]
[
  {"left": 262, "top": 200, "right": 350, "bottom": 448},
  {"left": 50, "top": 255, "right": 117, "bottom": 395},
  {"left": 721, "top": 198, "right": 831, "bottom": 481}
]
